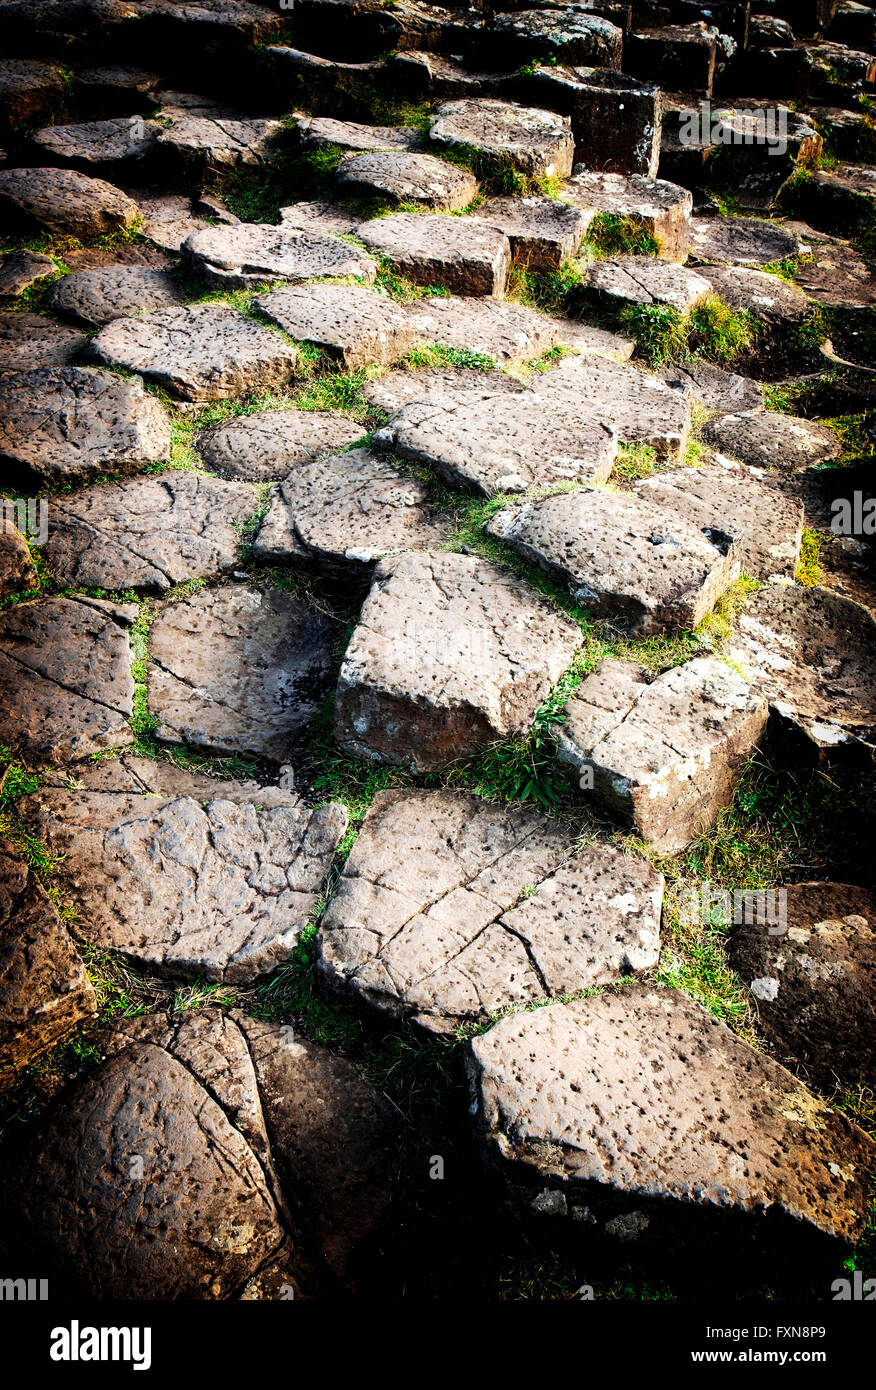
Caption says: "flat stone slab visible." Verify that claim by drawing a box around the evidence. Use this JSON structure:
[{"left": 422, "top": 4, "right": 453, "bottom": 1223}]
[
  {"left": 47, "top": 265, "right": 184, "bottom": 327},
  {"left": 363, "top": 365, "right": 525, "bottom": 414},
  {"left": 0, "top": 595, "right": 134, "bottom": 765},
  {"left": 475, "top": 194, "right": 592, "bottom": 268},
  {"left": 137, "top": 191, "right": 210, "bottom": 252},
  {"left": 703, "top": 410, "right": 841, "bottom": 471},
  {"left": 577, "top": 255, "right": 712, "bottom": 311},
  {"left": 356, "top": 213, "right": 511, "bottom": 297},
  {"left": 43, "top": 472, "right": 257, "bottom": 592},
  {"left": 555, "top": 656, "right": 769, "bottom": 853},
  {"left": 254, "top": 448, "right": 452, "bottom": 571},
  {"left": 429, "top": 99, "right": 574, "bottom": 179},
  {"left": 563, "top": 171, "right": 692, "bottom": 261},
  {"left": 295, "top": 112, "right": 419, "bottom": 153},
  {"left": 637, "top": 456, "right": 803, "bottom": 581},
  {"left": 90, "top": 304, "right": 298, "bottom": 402},
  {"left": 793, "top": 236, "right": 876, "bottom": 311},
  {"left": 156, "top": 114, "right": 284, "bottom": 174},
  {"left": 0, "top": 366, "right": 171, "bottom": 484},
  {"left": 196, "top": 408, "right": 362, "bottom": 482},
  {"left": 729, "top": 581, "right": 876, "bottom": 750},
  {"left": 0, "top": 167, "right": 139, "bottom": 239},
  {"left": 658, "top": 360, "right": 763, "bottom": 417},
  {"left": 466, "top": 987, "right": 876, "bottom": 1252},
  {"left": 0, "top": 837, "right": 95, "bottom": 1091},
  {"left": 279, "top": 201, "right": 360, "bottom": 237},
  {"left": 183, "top": 223, "right": 377, "bottom": 293},
  {"left": 399, "top": 294, "right": 630, "bottom": 367},
  {"left": 0, "top": 519, "right": 37, "bottom": 602},
  {"left": 0, "top": 249, "right": 57, "bottom": 301},
  {"left": 32, "top": 117, "right": 159, "bottom": 170},
  {"left": 537, "top": 354, "right": 692, "bottom": 461},
  {"left": 488, "top": 488, "right": 740, "bottom": 633},
  {"left": 148, "top": 583, "right": 335, "bottom": 759},
  {"left": 24, "top": 759, "right": 348, "bottom": 983},
  {"left": 319, "top": 789, "right": 662, "bottom": 1033},
  {"left": 729, "top": 882, "right": 876, "bottom": 1091},
  {"left": 0, "top": 311, "right": 87, "bottom": 372},
  {"left": 374, "top": 387, "right": 617, "bottom": 495},
  {"left": 492, "top": 10, "right": 624, "bottom": 68},
  {"left": 336, "top": 151, "right": 478, "bottom": 212},
  {"left": 254, "top": 283, "right": 417, "bottom": 368},
  {"left": 700, "top": 265, "right": 811, "bottom": 323},
  {"left": 688, "top": 216, "right": 803, "bottom": 266},
  {"left": 0, "top": 57, "right": 63, "bottom": 128},
  {"left": 334, "top": 550, "right": 582, "bottom": 773}
]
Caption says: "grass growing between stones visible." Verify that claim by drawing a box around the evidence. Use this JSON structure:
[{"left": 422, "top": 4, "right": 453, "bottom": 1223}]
[
  {"left": 797, "top": 529, "right": 825, "bottom": 586},
  {"left": 619, "top": 296, "right": 757, "bottom": 368},
  {"left": 584, "top": 213, "right": 660, "bottom": 258},
  {"left": 507, "top": 260, "right": 584, "bottom": 315}
]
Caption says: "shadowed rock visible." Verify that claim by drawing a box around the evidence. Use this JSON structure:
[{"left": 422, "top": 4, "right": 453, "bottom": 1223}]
[
  {"left": 0, "top": 167, "right": 139, "bottom": 238},
  {"left": 0, "top": 312, "right": 87, "bottom": 372},
  {"left": 0, "top": 249, "right": 57, "bottom": 301},
  {"left": 0, "top": 517, "right": 37, "bottom": 601},
  {"left": 47, "top": 265, "right": 184, "bottom": 327},
  {"left": 31, "top": 117, "right": 159, "bottom": 172},
  {"left": 336, "top": 150, "right": 478, "bottom": 211},
  {"left": 182, "top": 223, "right": 377, "bottom": 292},
  {"left": 429, "top": 99, "right": 575, "bottom": 179}
]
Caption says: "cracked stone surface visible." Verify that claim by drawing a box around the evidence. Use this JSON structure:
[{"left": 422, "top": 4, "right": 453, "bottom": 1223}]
[
  {"left": 254, "top": 448, "right": 452, "bottom": 571},
  {"left": 336, "top": 150, "right": 478, "bottom": 212},
  {"left": 538, "top": 353, "right": 693, "bottom": 462},
  {"left": 318, "top": 789, "right": 662, "bottom": 1032},
  {"left": 43, "top": 471, "right": 258, "bottom": 592},
  {"left": 362, "top": 364, "right": 525, "bottom": 414},
  {"left": 729, "top": 581, "right": 876, "bottom": 751},
  {"left": 0, "top": 366, "right": 171, "bottom": 484},
  {"left": 729, "top": 882, "right": 876, "bottom": 1091},
  {"left": 294, "top": 112, "right": 419, "bottom": 152},
  {"left": 47, "top": 265, "right": 185, "bottom": 327},
  {"left": 374, "top": 387, "right": 617, "bottom": 495},
  {"left": 254, "top": 283, "right": 417, "bottom": 368},
  {"left": 398, "top": 293, "right": 631, "bottom": 367},
  {"left": 0, "top": 836, "right": 95, "bottom": 1091},
  {"left": 182, "top": 223, "right": 377, "bottom": 292},
  {"left": 699, "top": 265, "right": 812, "bottom": 323},
  {"left": 576, "top": 255, "right": 712, "bottom": 311},
  {"left": 636, "top": 455, "right": 803, "bottom": 581},
  {"left": 0, "top": 595, "right": 134, "bottom": 765},
  {"left": 474, "top": 194, "right": 593, "bottom": 269},
  {"left": 0, "top": 518, "right": 37, "bottom": 602},
  {"left": 0, "top": 311, "right": 87, "bottom": 372},
  {"left": 554, "top": 656, "right": 769, "bottom": 853},
  {"left": 334, "top": 550, "right": 582, "bottom": 773},
  {"left": 688, "top": 216, "right": 803, "bottom": 266},
  {"left": 156, "top": 114, "right": 284, "bottom": 174},
  {"left": 90, "top": 303, "right": 299, "bottom": 402},
  {"left": 429, "top": 99, "right": 574, "bottom": 179},
  {"left": 658, "top": 361, "right": 763, "bottom": 417},
  {"left": 0, "top": 249, "right": 57, "bottom": 300},
  {"left": 466, "top": 987, "right": 876, "bottom": 1252},
  {"left": 136, "top": 191, "right": 210, "bottom": 252},
  {"left": 356, "top": 213, "right": 512, "bottom": 297},
  {"left": 32, "top": 116, "right": 159, "bottom": 170},
  {"left": 563, "top": 171, "right": 692, "bottom": 261},
  {"left": 148, "top": 583, "right": 336, "bottom": 759},
  {"left": 492, "top": 10, "right": 623, "bottom": 69},
  {"left": 196, "top": 407, "right": 362, "bottom": 481},
  {"left": 489, "top": 489, "right": 740, "bottom": 633},
  {"left": 0, "top": 167, "right": 140, "bottom": 239},
  {"left": 703, "top": 410, "right": 842, "bottom": 471},
  {"left": 23, "top": 758, "right": 348, "bottom": 983},
  {"left": 0, "top": 58, "right": 64, "bottom": 128}
]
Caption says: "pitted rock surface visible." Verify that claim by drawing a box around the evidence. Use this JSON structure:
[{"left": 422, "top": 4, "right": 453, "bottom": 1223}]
[
  {"left": 0, "top": 249, "right": 57, "bottom": 300},
  {"left": 703, "top": 410, "right": 842, "bottom": 471},
  {"left": 196, "top": 408, "right": 362, "bottom": 481},
  {"left": 336, "top": 150, "right": 479, "bottom": 211},
  {"left": 47, "top": 265, "right": 184, "bottom": 327},
  {"left": 137, "top": 191, "right": 210, "bottom": 252},
  {"left": 699, "top": 265, "right": 812, "bottom": 323},
  {"left": 294, "top": 113, "right": 419, "bottom": 152},
  {"left": 0, "top": 58, "right": 64, "bottom": 128},
  {"left": 492, "top": 10, "right": 624, "bottom": 68},
  {"left": 563, "top": 171, "right": 692, "bottom": 261},
  {"left": 0, "top": 518, "right": 37, "bottom": 601},
  {"left": 156, "top": 114, "right": 284, "bottom": 174},
  {"left": 429, "top": 99, "right": 574, "bottom": 179},
  {"left": 279, "top": 201, "right": 361, "bottom": 237},
  {"left": 399, "top": 294, "right": 631, "bottom": 366},
  {"left": 537, "top": 354, "right": 692, "bottom": 461},
  {"left": 32, "top": 116, "right": 159, "bottom": 170},
  {"left": 182, "top": 223, "right": 377, "bottom": 292},
  {"left": 688, "top": 216, "right": 803, "bottom": 266},
  {"left": 356, "top": 213, "right": 512, "bottom": 297},
  {"left": 255, "top": 283, "right": 417, "bottom": 368},
  {"left": 658, "top": 361, "right": 763, "bottom": 417},
  {"left": 0, "top": 167, "right": 139, "bottom": 239},
  {"left": 576, "top": 255, "right": 712, "bottom": 312},
  {"left": 474, "top": 194, "right": 592, "bottom": 269},
  {"left": 0, "top": 311, "right": 87, "bottom": 372},
  {"left": 362, "top": 365, "right": 525, "bottom": 414}
]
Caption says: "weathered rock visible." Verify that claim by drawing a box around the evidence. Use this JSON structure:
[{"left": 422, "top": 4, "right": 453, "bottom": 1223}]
[
  {"left": 279, "top": 200, "right": 361, "bottom": 237},
  {"left": 528, "top": 65, "right": 662, "bottom": 178},
  {"left": 474, "top": 194, "right": 592, "bottom": 269},
  {"left": 492, "top": 9, "right": 623, "bottom": 68},
  {"left": 31, "top": 116, "right": 159, "bottom": 172},
  {"left": 626, "top": 22, "right": 718, "bottom": 96},
  {"left": 24, "top": 761, "right": 347, "bottom": 983},
  {"left": 156, "top": 114, "right": 284, "bottom": 176},
  {"left": 488, "top": 488, "right": 740, "bottom": 633},
  {"left": 294, "top": 112, "right": 419, "bottom": 153},
  {"left": 555, "top": 656, "right": 769, "bottom": 852},
  {"left": 136, "top": 191, "right": 210, "bottom": 252},
  {"left": 703, "top": 410, "right": 842, "bottom": 470},
  {"left": 0, "top": 366, "right": 171, "bottom": 484},
  {"left": 400, "top": 293, "right": 630, "bottom": 367},
  {"left": 0, "top": 596, "right": 134, "bottom": 765},
  {"left": 563, "top": 170, "right": 692, "bottom": 261},
  {"left": 197, "top": 408, "right": 362, "bottom": 482},
  {"left": 319, "top": 789, "right": 662, "bottom": 1032},
  {"left": 657, "top": 361, "right": 763, "bottom": 417},
  {"left": 0, "top": 837, "right": 95, "bottom": 1091},
  {"left": 334, "top": 550, "right": 582, "bottom": 773},
  {"left": 0, "top": 311, "right": 87, "bottom": 372},
  {"left": 374, "top": 387, "right": 617, "bottom": 495},
  {"left": 148, "top": 584, "right": 335, "bottom": 759},
  {"left": 0, "top": 58, "right": 64, "bottom": 130},
  {"left": 729, "top": 882, "right": 876, "bottom": 1090},
  {"left": 90, "top": 304, "right": 298, "bottom": 402},
  {"left": 73, "top": 65, "right": 161, "bottom": 118},
  {"left": 0, "top": 516, "right": 37, "bottom": 601},
  {"left": 466, "top": 987, "right": 875, "bottom": 1254},
  {"left": 182, "top": 223, "right": 377, "bottom": 293},
  {"left": 254, "top": 283, "right": 417, "bottom": 368},
  {"left": 429, "top": 99, "right": 574, "bottom": 179},
  {"left": 688, "top": 216, "right": 803, "bottom": 266},
  {"left": 47, "top": 265, "right": 184, "bottom": 327},
  {"left": 575, "top": 255, "right": 712, "bottom": 311},
  {"left": 336, "top": 150, "right": 478, "bottom": 212},
  {"left": 537, "top": 354, "right": 692, "bottom": 461},
  {"left": 355, "top": 213, "right": 511, "bottom": 296},
  {"left": 699, "top": 265, "right": 812, "bottom": 324},
  {"left": 362, "top": 364, "right": 525, "bottom": 413},
  {"left": 0, "top": 249, "right": 57, "bottom": 301},
  {"left": 729, "top": 581, "right": 876, "bottom": 750},
  {"left": 0, "top": 167, "right": 139, "bottom": 239},
  {"left": 791, "top": 231, "right": 876, "bottom": 310},
  {"left": 254, "top": 448, "right": 451, "bottom": 571}
]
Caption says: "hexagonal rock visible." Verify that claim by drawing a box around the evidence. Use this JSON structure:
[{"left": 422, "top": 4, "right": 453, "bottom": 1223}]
[
  {"left": 31, "top": 117, "right": 159, "bottom": 172},
  {"left": 23, "top": 760, "right": 347, "bottom": 983},
  {"left": 703, "top": 411, "right": 841, "bottom": 471},
  {"left": 280, "top": 201, "right": 360, "bottom": 237},
  {"left": 336, "top": 151, "right": 478, "bottom": 212},
  {"left": 182, "top": 223, "right": 377, "bottom": 294},
  {"left": 43, "top": 472, "right": 258, "bottom": 592},
  {"left": 73, "top": 66, "right": 161, "bottom": 118},
  {"left": 729, "top": 882, "right": 876, "bottom": 1090},
  {"left": 554, "top": 657, "right": 769, "bottom": 853},
  {"left": 699, "top": 266, "right": 812, "bottom": 324},
  {"left": 0, "top": 596, "right": 134, "bottom": 765},
  {"left": 657, "top": 361, "right": 763, "bottom": 417},
  {"left": 465, "top": 988, "right": 876, "bottom": 1255},
  {"left": 319, "top": 789, "right": 663, "bottom": 1033},
  {"left": 356, "top": 213, "right": 512, "bottom": 297},
  {"left": 334, "top": 551, "right": 582, "bottom": 773},
  {"left": 489, "top": 489, "right": 740, "bottom": 634},
  {"left": 475, "top": 194, "right": 592, "bottom": 269},
  {"left": 196, "top": 408, "right": 362, "bottom": 482},
  {"left": 0, "top": 367, "right": 171, "bottom": 486},
  {"left": 90, "top": 304, "right": 298, "bottom": 403},
  {"left": 0, "top": 837, "right": 95, "bottom": 1091},
  {"left": 429, "top": 99, "right": 574, "bottom": 180},
  {"left": 148, "top": 584, "right": 335, "bottom": 760},
  {"left": 47, "top": 265, "right": 184, "bottom": 328},
  {"left": 576, "top": 256, "right": 713, "bottom": 312},
  {"left": 0, "top": 249, "right": 57, "bottom": 301},
  {"left": 363, "top": 365, "right": 526, "bottom": 414},
  {"left": 0, "top": 168, "right": 139, "bottom": 240},
  {"left": 374, "top": 388, "right": 617, "bottom": 496},
  {"left": 0, "top": 58, "right": 63, "bottom": 130},
  {"left": 0, "top": 312, "right": 87, "bottom": 373},
  {"left": 254, "top": 448, "right": 452, "bottom": 572},
  {"left": 688, "top": 216, "right": 803, "bottom": 267},
  {"left": 137, "top": 191, "right": 210, "bottom": 252},
  {"left": 400, "top": 294, "right": 630, "bottom": 368},
  {"left": 0, "top": 517, "right": 36, "bottom": 602},
  {"left": 492, "top": 10, "right": 623, "bottom": 69},
  {"left": 529, "top": 65, "right": 662, "bottom": 178},
  {"left": 563, "top": 171, "right": 693, "bottom": 262},
  {"left": 636, "top": 457, "right": 803, "bottom": 581},
  {"left": 156, "top": 114, "right": 284, "bottom": 175},
  {"left": 729, "top": 582, "right": 876, "bottom": 751},
  {"left": 254, "top": 283, "right": 417, "bottom": 369},
  {"left": 792, "top": 233, "right": 876, "bottom": 311},
  {"left": 537, "top": 354, "right": 692, "bottom": 462},
  {"left": 294, "top": 112, "right": 418, "bottom": 153}
]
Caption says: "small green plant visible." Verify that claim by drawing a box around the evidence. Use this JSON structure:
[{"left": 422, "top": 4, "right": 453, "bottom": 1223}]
[
  {"left": 402, "top": 343, "right": 496, "bottom": 371},
  {"left": 585, "top": 213, "right": 660, "bottom": 258},
  {"left": 796, "top": 528, "right": 825, "bottom": 586}
]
